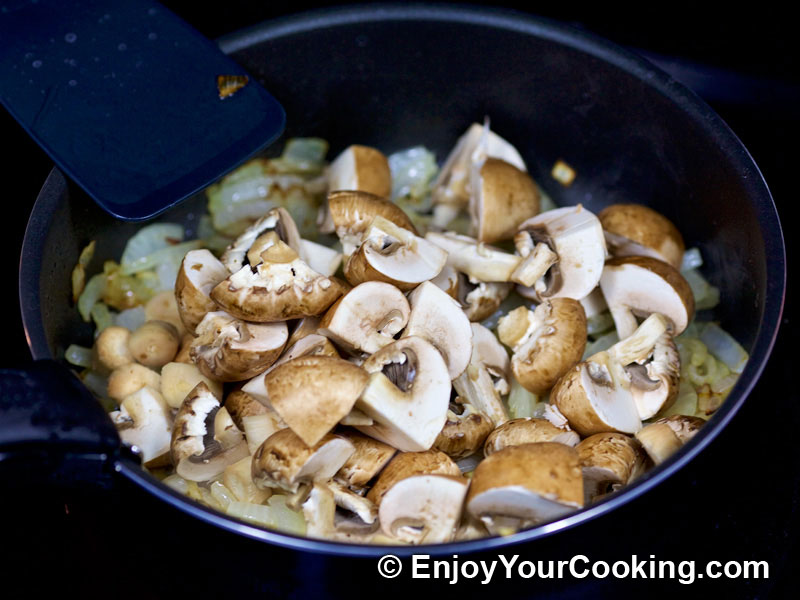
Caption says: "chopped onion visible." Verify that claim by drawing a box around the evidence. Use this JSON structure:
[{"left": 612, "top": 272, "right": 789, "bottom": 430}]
[
  {"left": 113, "top": 306, "right": 147, "bottom": 331},
  {"left": 700, "top": 322, "right": 749, "bottom": 374},
  {"left": 680, "top": 247, "right": 703, "bottom": 271},
  {"left": 65, "top": 344, "right": 93, "bottom": 368},
  {"left": 587, "top": 311, "right": 615, "bottom": 336},
  {"left": 77, "top": 273, "right": 106, "bottom": 322},
  {"left": 227, "top": 496, "right": 306, "bottom": 535},
  {"left": 90, "top": 302, "right": 113, "bottom": 334},
  {"left": 506, "top": 377, "right": 541, "bottom": 419},
  {"left": 120, "top": 223, "right": 184, "bottom": 269},
  {"left": 389, "top": 146, "right": 438, "bottom": 208},
  {"left": 583, "top": 330, "right": 619, "bottom": 360},
  {"left": 682, "top": 268, "right": 721, "bottom": 310},
  {"left": 120, "top": 239, "right": 203, "bottom": 275}
]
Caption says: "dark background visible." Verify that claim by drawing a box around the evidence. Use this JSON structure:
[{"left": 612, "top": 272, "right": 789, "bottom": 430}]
[{"left": 2, "top": 2, "right": 796, "bottom": 598}]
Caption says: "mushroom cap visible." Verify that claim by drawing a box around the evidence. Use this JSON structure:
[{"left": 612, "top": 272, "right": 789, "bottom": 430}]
[
  {"left": 160, "top": 361, "right": 224, "bottom": 409},
  {"left": 471, "top": 157, "right": 540, "bottom": 244},
  {"left": 635, "top": 421, "right": 684, "bottom": 465},
  {"left": 461, "top": 279, "right": 513, "bottom": 322},
  {"left": 598, "top": 203, "right": 685, "bottom": 270},
  {"left": 220, "top": 207, "right": 304, "bottom": 274},
  {"left": 327, "top": 145, "right": 392, "bottom": 199},
  {"left": 107, "top": 363, "right": 161, "bottom": 402},
  {"left": 175, "top": 249, "right": 230, "bottom": 333},
  {"left": 577, "top": 432, "right": 645, "bottom": 502},
  {"left": 265, "top": 355, "right": 369, "bottom": 446},
  {"left": 114, "top": 386, "right": 173, "bottom": 464},
  {"left": 499, "top": 298, "right": 587, "bottom": 395},
  {"left": 324, "top": 190, "right": 417, "bottom": 241},
  {"left": 343, "top": 216, "right": 447, "bottom": 290},
  {"left": 318, "top": 281, "right": 410, "bottom": 355},
  {"left": 516, "top": 205, "right": 607, "bottom": 301},
  {"left": 224, "top": 389, "right": 269, "bottom": 431},
  {"left": 470, "top": 322, "right": 510, "bottom": 382},
  {"left": 629, "top": 332, "right": 681, "bottom": 420},
  {"left": 599, "top": 256, "right": 695, "bottom": 338},
  {"left": 94, "top": 326, "right": 133, "bottom": 371},
  {"left": 334, "top": 429, "right": 398, "bottom": 490},
  {"left": 365, "top": 449, "right": 461, "bottom": 506},
  {"left": 402, "top": 281, "right": 473, "bottom": 379},
  {"left": 378, "top": 474, "right": 470, "bottom": 544},
  {"left": 466, "top": 443, "right": 583, "bottom": 527},
  {"left": 426, "top": 231, "right": 521, "bottom": 283},
  {"left": 356, "top": 336, "right": 452, "bottom": 452},
  {"left": 484, "top": 418, "right": 580, "bottom": 456},
  {"left": 433, "top": 400, "right": 494, "bottom": 459},
  {"left": 654, "top": 414, "right": 705, "bottom": 443},
  {"left": 251, "top": 428, "right": 356, "bottom": 493},
  {"left": 190, "top": 311, "right": 289, "bottom": 382},
  {"left": 145, "top": 290, "right": 186, "bottom": 337},
  {"left": 210, "top": 257, "right": 348, "bottom": 322}
]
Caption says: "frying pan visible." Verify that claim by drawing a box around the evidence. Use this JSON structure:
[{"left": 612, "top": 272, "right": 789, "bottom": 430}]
[{"left": 5, "top": 4, "right": 786, "bottom": 558}]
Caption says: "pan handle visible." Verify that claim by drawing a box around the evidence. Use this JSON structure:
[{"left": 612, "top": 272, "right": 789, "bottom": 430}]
[{"left": 0, "top": 360, "right": 123, "bottom": 489}]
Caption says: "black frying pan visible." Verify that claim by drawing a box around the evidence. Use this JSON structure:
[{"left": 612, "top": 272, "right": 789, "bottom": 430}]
[{"left": 5, "top": 4, "right": 786, "bottom": 558}]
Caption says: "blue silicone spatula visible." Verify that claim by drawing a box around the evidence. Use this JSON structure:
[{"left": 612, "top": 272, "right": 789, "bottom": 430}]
[{"left": 0, "top": 0, "right": 285, "bottom": 220}]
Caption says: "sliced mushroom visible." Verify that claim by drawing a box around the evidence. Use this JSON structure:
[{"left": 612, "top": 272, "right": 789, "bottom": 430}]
[
  {"left": 497, "top": 298, "right": 587, "bottom": 395},
  {"left": 175, "top": 249, "right": 230, "bottom": 333},
  {"left": 210, "top": 240, "right": 348, "bottom": 322},
  {"left": 483, "top": 418, "right": 580, "bottom": 456},
  {"left": 170, "top": 382, "right": 249, "bottom": 482},
  {"left": 190, "top": 311, "right": 288, "bottom": 382},
  {"left": 433, "top": 397, "right": 494, "bottom": 459},
  {"left": 655, "top": 414, "right": 705, "bottom": 443},
  {"left": 300, "top": 238, "right": 343, "bottom": 277},
  {"left": 466, "top": 442, "right": 583, "bottom": 534},
  {"left": 319, "top": 190, "right": 417, "bottom": 255},
  {"left": 426, "top": 231, "right": 521, "bottom": 283},
  {"left": 634, "top": 421, "right": 683, "bottom": 465},
  {"left": 470, "top": 157, "right": 540, "bottom": 243},
  {"left": 111, "top": 386, "right": 173, "bottom": 465},
  {"left": 317, "top": 281, "right": 410, "bottom": 355},
  {"left": 160, "top": 361, "right": 224, "bottom": 409},
  {"left": 220, "top": 207, "right": 304, "bottom": 274},
  {"left": 550, "top": 313, "right": 669, "bottom": 436},
  {"left": 365, "top": 449, "right": 462, "bottom": 506},
  {"left": 327, "top": 145, "right": 392, "bottom": 199},
  {"left": 334, "top": 430, "right": 397, "bottom": 491},
  {"left": 577, "top": 432, "right": 646, "bottom": 504},
  {"left": 355, "top": 336, "right": 452, "bottom": 452},
  {"left": 598, "top": 203, "right": 685, "bottom": 270},
  {"left": 343, "top": 216, "right": 447, "bottom": 290},
  {"left": 302, "top": 482, "right": 379, "bottom": 542},
  {"left": 378, "top": 475, "right": 469, "bottom": 544},
  {"left": 265, "top": 355, "right": 369, "bottom": 446},
  {"left": 628, "top": 332, "right": 680, "bottom": 420},
  {"left": 251, "top": 428, "right": 356, "bottom": 494},
  {"left": 460, "top": 278, "right": 513, "bottom": 322},
  {"left": 599, "top": 256, "right": 695, "bottom": 339},
  {"left": 513, "top": 205, "right": 607, "bottom": 302},
  {"left": 432, "top": 122, "right": 526, "bottom": 226},
  {"left": 402, "top": 281, "right": 473, "bottom": 379}
]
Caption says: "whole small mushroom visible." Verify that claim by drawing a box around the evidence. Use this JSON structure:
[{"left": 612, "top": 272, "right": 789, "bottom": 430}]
[
  {"left": 598, "top": 203, "right": 685, "bottom": 270},
  {"left": 128, "top": 320, "right": 181, "bottom": 368},
  {"left": 483, "top": 418, "right": 580, "bottom": 456},
  {"left": 327, "top": 145, "right": 393, "bottom": 199}
]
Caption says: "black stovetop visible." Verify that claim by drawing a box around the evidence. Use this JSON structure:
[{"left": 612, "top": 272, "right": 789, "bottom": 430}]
[{"left": 2, "top": 3, "right": 797, "bottom": 598}]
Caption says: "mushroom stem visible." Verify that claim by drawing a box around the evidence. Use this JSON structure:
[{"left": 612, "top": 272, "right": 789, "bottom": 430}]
[
  {"left": 511, "top": 243, "right": 558, "bottom": 287},
  {"left": 607, "top": 313, "right": 668, "bottom": 366}
]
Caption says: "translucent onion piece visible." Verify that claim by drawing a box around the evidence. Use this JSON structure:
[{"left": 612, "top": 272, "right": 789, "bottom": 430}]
[
  {"left": 227, "top": 496, "right": 306, "bottom": 535},
  {"left": 389, "top": 146, "right": 438, "bottom": 208},
  {"left": 506, "top": 376, "right": 541, "bottom": 419},
  {"left": 700, "top": 322, "right": 749, "bottom": 374},
  {"left": 120, "top": 240, "right": 203, "bottom": 275},
  {"left": 77, "top": 273, "right": 105, "bottom": 322},
  {"left": 680, "top": 247, "right": 703, "bottom": 272},
  {"left": 120, "top": 223, "right": 184, "bottom": 269},
  {"left": 65, "top": 344, "right": 93, "bottom": 368},
  {"left": 113, "top": 306, "right": 147, "bottom": 331},
  {"left": 682, "top": 268, "right": 721, "bottom": 310}
]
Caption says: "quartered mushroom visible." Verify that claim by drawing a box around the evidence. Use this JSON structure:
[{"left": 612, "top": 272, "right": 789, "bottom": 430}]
[
  {"left": 598, "top": 203, "right": 685, "bottom": 270},
  {"left": 453, "top": 323, "right": 511, "bottom": 427},
  {"left": 483, "top": 418, "right": 580, "bottom": 456},
  {"left": 190, "top": 311, "right": 288, "bottom": 382},
  {"left": 365, "top": 449, "right": 462, "bottom": 505},
  {"left": 469, "top": 157, "right": 540, "bottom": 244},
  {"left": 326, "top": 145, "right": 392, "bottom": 199},
  {"left": 110, "top": 386, "right": 173, "bottom": 466},
  {"left": 466, "top": 442, "right": 584, "bottom": 534},
  {"left": 343, "top": 216, "right": 447, "bottom": 290},
  {"left": 300, "top": 238, "right": 343, "bottom": 277},
  {"left": 317, "top": 281, "right": 410, "bottom": 355},
  {"left": 210, "top": 236, "right": 348, "bottom": 322},
  {"left": 599, "top": 255, "right": 694, "bottom": 339},
  {"left": 333, "top": 430, "right": 397, "bottom": 492},
  {"left": 250, "top": 428, "right": 356, "bottom": 496},
  {"left": 576, "top": 432, "right": 646, "bottom": 504},
  {"left": 497, "top": 298, "right": 587, "bottom": 395},
  {"left": 175, "top": 249, "right": 229, "bottom": 333},
  {"left": 302, "top": 482, "right": 380, "bottom": 542},
  {"left": 550, "top": 313, "right": 670, "bottom": 436},
  {"left": 264, "top": 355, "right": 369, "bottom": 446},
  {"left": 513, "top": 205, "right": 607, "bottom": 302},
  {"left": 629, "top": 332, "right": 681, "bottom": 420},
  {"left": 635, "top": 414, "right": 705, "bottom": 465},
  {"left": 432, "top": 121, "right": 526, "bottom": 227},
  {"left": 170, "top": 382, "right": 249, "bottom": 482},
  {"left": 433, "top": 396, "right": 494, "bottom": 459},
  {"left": 402, "top": 281, "right": 473, "bottom": 379},
  {"left": 220, "top": 207, "right": 305, "bottom": 274},
  {"left": 319, "top": 190, "right": 417, "bottom": 256},
  {"left": 356, "top": 336, "right": 452, "bottom": 451},
  {"left": 429, "top": 266, "right": 513, "bottom": 322},
  {"left": 160, "top": 361, "right": 223, "bottom": 409},
  {"left": 426, "top": 231, "right": 521, "bottom": 283}
]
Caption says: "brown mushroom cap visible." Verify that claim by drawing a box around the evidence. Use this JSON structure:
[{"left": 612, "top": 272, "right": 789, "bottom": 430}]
[
  {"left": 224, "top": 389, "right": 269, "bottom": 431},
  {"left": 190, "top": 312, "right": 289, "bottom": 382},
  {"left": 484, "top": 418, "right": 579, "bottom": 456},
  {"left": 598, "top": 203, "right": 685, "bottom": 270},
  {"left": 433, "top": 400, "right": 494, "bottom": 459},
  {"left": 466, "top": 443, "right": 583, "bottom": 527},
  {"left": 600, "top": 256, "right": 695, "bottom": 338},
  {"left": 334, "top": 429, "right": 398, "bottom": 490},
  {"left": 577, "top": 432, "right": 646, "bottom": 503},
  {"left": 220, "top": 207, "right": 305, "bottom": 274},
  {"left": 323, "top": 190, "right": 417, "bottom": 239},
  {"left": 265, "top": 355, "right": 369, "bottom": 446},
  {"left": 327, "top": 145, "right": 393, "bottom": 199},
  {"left": 365, "top": 449, "right": 461, "bottom": 506},
  {"left": 251, "top": 428, "right": 356, "bottom": 493},
  {"left": 175, "top": 249, "right": 230, "bottom": 333},
  {"left": 471, "top": 157, "right": 540, "bottom": 244},
  {"left": 654, "top": 414, "right": 705, "bottom": 443},
  {"left": 498, "top": 298, "right": 587, "bottom": 395}
]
